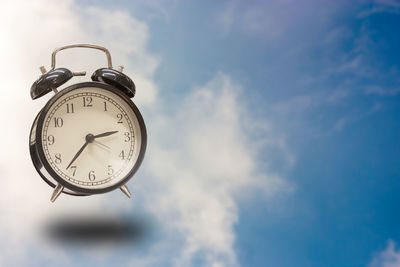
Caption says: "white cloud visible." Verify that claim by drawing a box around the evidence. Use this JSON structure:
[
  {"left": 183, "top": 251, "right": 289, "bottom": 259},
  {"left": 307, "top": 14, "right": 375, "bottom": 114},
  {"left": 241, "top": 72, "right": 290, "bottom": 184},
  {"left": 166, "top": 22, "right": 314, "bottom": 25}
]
[
  {"left": 369, "top": 240, "right": 400, "bottom": 267},
  {"left": 0, "top": 1, "right": 291, "bottom": 266},
  {"left": 141, "top": 73, "right": 292, "bottom": 266}
]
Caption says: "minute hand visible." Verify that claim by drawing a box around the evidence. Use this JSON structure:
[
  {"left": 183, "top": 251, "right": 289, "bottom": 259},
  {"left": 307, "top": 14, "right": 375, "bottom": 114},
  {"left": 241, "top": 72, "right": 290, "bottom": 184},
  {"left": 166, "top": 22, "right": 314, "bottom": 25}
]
[
  {"left": 94, "top": 131, "right": 119, "bottom": 139},
  {"left": 66, "top": 141, "right": 89, "bottom": 170}
]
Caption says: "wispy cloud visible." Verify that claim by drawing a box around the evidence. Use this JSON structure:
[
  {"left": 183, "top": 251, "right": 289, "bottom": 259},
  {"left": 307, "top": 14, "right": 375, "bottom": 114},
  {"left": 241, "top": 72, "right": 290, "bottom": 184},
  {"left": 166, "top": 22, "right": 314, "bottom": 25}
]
[
  {"left": 369, "top": 240, "right": 400, "bottom": 267},
  {"left": 358, "top": 0, "right": 400, "bottom": 17},
  {"left": 216, "top": 0, "right": 346, "bottom": 41},
  {"left": 365, "top": 86, "right": 400, "bottom": 96},
  {"left": 215, "top": 0, "right": 400, "bottom": 138}
]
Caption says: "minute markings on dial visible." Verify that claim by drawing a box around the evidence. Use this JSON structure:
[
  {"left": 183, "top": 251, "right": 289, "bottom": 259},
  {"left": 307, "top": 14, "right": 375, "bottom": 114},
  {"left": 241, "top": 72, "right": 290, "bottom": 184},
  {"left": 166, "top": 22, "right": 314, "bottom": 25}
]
[{"left": 42, "top": 90, "right": 135, "bottom": 187}]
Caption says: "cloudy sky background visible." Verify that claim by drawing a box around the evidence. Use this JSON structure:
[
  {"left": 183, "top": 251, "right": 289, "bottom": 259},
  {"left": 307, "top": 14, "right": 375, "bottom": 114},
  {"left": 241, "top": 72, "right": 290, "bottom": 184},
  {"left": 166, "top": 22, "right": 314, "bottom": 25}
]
[{"left": 0, "top": 0, "right": 399, "bottom": 266}]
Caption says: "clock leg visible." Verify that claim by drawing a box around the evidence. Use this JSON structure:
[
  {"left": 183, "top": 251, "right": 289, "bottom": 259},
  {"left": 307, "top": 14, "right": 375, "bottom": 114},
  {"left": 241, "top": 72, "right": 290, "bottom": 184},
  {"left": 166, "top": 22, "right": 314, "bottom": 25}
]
[
  {"left": 50, "top": 183, "right": 64, "bottom": 202},
  {"left": 120, "top": 184, "right": 132, "bottom": 198}
]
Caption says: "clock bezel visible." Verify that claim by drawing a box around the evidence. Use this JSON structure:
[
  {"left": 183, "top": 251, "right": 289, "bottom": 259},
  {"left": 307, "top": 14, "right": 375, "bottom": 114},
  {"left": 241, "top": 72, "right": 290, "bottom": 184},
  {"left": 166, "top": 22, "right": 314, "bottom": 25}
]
[{"left": 34, "top": 81, "right": 147, "bottom": 194}]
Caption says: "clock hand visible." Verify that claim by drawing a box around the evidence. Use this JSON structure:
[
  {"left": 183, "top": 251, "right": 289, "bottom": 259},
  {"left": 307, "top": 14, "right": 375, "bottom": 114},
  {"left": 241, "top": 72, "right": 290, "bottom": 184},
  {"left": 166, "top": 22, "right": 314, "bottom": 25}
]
[
  {"left": 93, "top": 140, "right": 110, "bottom": 150},
  {"left": 66, "top": 140, "right": 89, "bottom": 170},
  {"left": 93, "top": 131, "right": 119, "bottom": 139},
  {"left": 66, "top": 131, "right": 116, "bottom": 170}
]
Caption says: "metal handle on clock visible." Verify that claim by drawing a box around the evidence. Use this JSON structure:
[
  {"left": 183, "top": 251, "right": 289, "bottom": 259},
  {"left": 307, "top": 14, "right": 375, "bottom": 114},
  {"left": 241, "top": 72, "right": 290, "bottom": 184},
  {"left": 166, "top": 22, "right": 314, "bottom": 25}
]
[{"left": 50, "top": 44, "right": 113, "bottom": 72}]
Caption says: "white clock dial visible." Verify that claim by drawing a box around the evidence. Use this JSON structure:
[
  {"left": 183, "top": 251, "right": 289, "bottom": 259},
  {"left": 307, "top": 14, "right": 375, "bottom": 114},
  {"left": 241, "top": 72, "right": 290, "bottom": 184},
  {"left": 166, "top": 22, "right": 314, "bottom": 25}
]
[{"left": 40, "top": 86, "right": 143, "bottom": 190}]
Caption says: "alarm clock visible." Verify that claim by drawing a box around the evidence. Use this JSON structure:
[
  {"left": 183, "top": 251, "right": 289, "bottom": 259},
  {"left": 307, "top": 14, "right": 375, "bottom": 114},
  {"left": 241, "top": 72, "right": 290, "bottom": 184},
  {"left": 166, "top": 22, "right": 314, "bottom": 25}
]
[{"left": 29, "top": 44, "right": 147, "bottom": 202}]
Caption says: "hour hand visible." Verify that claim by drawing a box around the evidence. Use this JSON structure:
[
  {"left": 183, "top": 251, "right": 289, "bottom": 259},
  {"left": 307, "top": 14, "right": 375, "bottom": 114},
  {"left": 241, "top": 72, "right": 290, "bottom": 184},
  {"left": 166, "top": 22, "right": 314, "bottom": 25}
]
[{"left": 94, "top": 131, "right": 118, "bottom": 139}]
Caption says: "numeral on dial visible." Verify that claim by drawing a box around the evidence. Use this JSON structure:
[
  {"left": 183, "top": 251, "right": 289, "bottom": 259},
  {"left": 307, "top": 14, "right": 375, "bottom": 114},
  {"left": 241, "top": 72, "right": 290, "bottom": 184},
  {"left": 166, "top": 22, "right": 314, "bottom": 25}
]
[
  {"left": 124, "top": 132, "right": 131, "bottom": 142},
  {"left": 47, "top": 135, "right": 55, "bottom": 145},
  {"left": 117, "top": 113, "right": 123, "bottom": 123},
  {"left": 55, "top": 153, "right": 62, "bottom": 164},
  {"left": 103, "top": 101, "right": 107, "bottom": 111},
  {"left": 88, "top": 170, "right": 95, "bottom": 181},
  {"left": 107, "top": 165, "right": 114, "bottom": 175},
  {"left": 70, "top": 166, "right": 77, "bottom": 176},
  {"left": 54, "top": 117, "right": 63, "bottom": 128},
  {"left": 83, "top": 97, "right": 93, "bottom": 107},
  {"left": 119, "top": 150, "right": 125, "bottom": 160},
  {"left": 66, "top": 103, "right": 75, "bottom": 113}
]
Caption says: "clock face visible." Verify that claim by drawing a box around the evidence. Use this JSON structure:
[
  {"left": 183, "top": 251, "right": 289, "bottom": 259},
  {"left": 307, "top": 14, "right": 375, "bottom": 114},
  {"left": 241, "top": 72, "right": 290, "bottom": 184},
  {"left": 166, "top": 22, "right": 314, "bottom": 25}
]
[{"left": 38, "top": 85, "right": 145, "bottom": 192}]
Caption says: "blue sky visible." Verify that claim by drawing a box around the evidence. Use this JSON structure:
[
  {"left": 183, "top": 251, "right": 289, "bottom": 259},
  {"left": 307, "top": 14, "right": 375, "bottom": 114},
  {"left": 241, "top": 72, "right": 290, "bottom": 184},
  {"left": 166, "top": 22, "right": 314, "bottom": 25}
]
[
  {"left": 0, "top": 0, "right": 399, "bottom": 266},
  {"left": 129, "top": 2, "right": 400, "bottom": 265}
]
